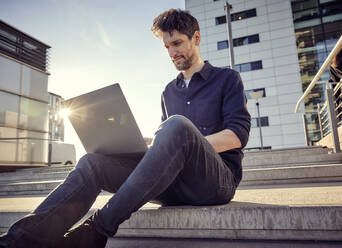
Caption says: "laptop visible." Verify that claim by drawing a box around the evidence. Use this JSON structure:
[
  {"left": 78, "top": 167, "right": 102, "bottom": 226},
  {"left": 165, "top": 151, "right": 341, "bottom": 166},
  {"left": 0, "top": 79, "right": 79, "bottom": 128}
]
[{"left": 62, "top": 83, "right": 147, "bottom": 156}]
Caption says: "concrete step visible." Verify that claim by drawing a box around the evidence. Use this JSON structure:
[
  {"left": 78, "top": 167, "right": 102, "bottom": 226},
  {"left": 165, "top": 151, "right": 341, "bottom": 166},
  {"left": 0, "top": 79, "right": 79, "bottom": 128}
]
[
  {"left": 113, "top": 204, "right": 342, "bottom": 241},
  {"left": 2, "top": 164, "right": 342, "bottom": 196},
  {"left": 1, "top": 184, "right": 341, "bottom": 242},
  {"left": 11, "top": 164, "right": 74, "bottom": 174},
  {"left": 244, "top": 146, "right": 332, "bottom": 157},
  {"left": 241, "top": 164, "right": 342, "bottom": 186},
  {"left": 0, "top": 165, "right": 73, "bottom": 178},
  {"left": 106, "top": 237, "right": 342, "bottom": 248},
  {"left": 0, "top": 180, "right": 61, "bottom": 196},
  {"left": 0, "top": 171, "right": 69, "bottom": 184},
  {"left": 242, "top": 149, "right": 342, "bottom": 168}
]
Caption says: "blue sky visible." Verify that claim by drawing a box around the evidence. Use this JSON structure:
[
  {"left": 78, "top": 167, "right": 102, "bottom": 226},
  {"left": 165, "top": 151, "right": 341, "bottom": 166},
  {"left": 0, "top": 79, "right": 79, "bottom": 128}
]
[{"left": 0, "top": 0, "right": 185, "bottom": 159}]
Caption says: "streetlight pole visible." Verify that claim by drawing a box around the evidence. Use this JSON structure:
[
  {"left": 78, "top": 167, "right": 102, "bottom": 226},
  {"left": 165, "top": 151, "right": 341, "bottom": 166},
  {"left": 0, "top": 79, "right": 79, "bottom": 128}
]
[
  {"left": 256, "top": 100, "right": 264, "bottom": 150},
  {"left": 249, "top": 90, "right": 265, "bottom": 150},
  {"left": 224, "top": 1, "right": 235, "bottom": 69},
  {"left": 48, "top": 108, "right": 52, "bottom": 166}
]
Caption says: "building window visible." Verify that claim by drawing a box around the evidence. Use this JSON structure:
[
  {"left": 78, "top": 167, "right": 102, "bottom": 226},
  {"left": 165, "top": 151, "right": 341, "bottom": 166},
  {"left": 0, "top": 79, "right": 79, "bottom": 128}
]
[
  {"left": 231, "top": 8, "right": 257, "bottom": 21},
  {"left": 217, "top": 40, "right": 228, "bottom": 50},
  {"left": 234, "top": 34, "right": 259, "bottom": 47},
  {"left": 217, "top": 34, "right": 260, "bottom": 50},
  {"left": 292, "top": 0, "right": 342, "bottom": 22},
  {"left": 245, "top": 88, "right": 266, "bottom": 100},
  {"left": 244, "top": 146, "right": 272, "bottom": 151},
  {"left": 215, "top": 16, "right": 226, "bottom": 25},
  {"left": 251, "top": 60, "right": 263, "bottom": 70},
  {"left": 215, "top": 8, "right": 256, "bottom": 25},
  {"left": 234, "top": 60, "right": 263, "bottom": 73},
  {"left": 251, "top": 116, "right": 269, "bottom": 128}
]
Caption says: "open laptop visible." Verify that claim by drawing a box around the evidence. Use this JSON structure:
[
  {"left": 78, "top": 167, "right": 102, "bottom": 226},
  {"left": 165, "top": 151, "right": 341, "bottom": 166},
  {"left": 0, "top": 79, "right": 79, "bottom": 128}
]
[{"left": 62, "top": 83, "right": 147, "bottom": 156}]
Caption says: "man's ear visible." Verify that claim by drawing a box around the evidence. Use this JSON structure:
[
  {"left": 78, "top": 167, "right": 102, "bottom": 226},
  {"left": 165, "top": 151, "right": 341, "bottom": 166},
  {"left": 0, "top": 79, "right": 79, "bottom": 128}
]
[{"left": 193, "top": 31, "right": 201, "bottom": 46}]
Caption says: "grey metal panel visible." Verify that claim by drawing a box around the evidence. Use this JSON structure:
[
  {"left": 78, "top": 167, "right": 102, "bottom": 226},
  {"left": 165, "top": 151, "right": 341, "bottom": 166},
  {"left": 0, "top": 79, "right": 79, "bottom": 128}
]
[{"left": 63, "top": 84, "right": 147, "bottom": 155}]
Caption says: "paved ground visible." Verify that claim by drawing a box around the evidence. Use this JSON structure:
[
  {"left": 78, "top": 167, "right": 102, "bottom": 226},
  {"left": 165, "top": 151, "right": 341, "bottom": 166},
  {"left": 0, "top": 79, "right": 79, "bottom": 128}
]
[{"left": 1, "top": 182, "right": 341, "bottom": 212}]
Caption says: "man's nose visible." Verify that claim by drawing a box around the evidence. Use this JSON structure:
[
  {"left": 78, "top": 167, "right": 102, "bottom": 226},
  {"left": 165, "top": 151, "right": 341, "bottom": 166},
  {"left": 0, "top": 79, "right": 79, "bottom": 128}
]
[{"left": 169, "top": 47, "right": 177, "bottom": 58}]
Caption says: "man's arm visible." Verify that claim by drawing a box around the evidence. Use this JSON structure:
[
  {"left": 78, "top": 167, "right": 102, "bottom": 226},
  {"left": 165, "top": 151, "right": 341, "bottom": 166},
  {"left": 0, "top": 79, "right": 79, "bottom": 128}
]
[
  {"left": 205, "top": 129, "right": 241, "bottom": 153},
  {"left": 218, "top": 70, "right": 251, "bottom": 152}
]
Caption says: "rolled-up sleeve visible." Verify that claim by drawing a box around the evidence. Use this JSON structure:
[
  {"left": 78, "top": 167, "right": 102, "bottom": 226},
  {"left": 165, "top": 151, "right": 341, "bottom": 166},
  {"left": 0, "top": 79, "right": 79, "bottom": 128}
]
[{"left": 222, "top": 70, "right": 251, "bottom": 148}]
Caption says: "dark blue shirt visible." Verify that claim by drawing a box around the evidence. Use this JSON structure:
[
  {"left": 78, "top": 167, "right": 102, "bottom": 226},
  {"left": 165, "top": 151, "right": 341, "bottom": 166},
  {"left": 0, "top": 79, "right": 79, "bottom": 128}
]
[{"left": 161, "top": 61, "right": 251, "bottom": 185}]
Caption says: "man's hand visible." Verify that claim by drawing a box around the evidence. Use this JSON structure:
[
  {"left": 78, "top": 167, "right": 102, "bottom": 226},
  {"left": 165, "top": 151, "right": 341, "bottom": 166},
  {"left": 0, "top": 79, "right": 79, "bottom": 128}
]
[{"left": 205, "top": 129, "right": 242, "bottom": 153}]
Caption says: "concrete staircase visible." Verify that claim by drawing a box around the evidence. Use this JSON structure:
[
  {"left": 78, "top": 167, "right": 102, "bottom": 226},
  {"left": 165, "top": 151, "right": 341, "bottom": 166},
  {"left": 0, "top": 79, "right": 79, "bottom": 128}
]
[
  {"left": 0, "top": 146, "right": 342, "bottom": 246},
  {"left": 243, "top": 146, "right": 341, "bottom": 168},
  {"left": 0, "top": 165, "right": 73, "bottom": 196},
  {"left": 1, "top": 146, "right": 341, "bottom": 196},
  {"left": 241, "top": 146, "right": 342, "bottom": 186}
]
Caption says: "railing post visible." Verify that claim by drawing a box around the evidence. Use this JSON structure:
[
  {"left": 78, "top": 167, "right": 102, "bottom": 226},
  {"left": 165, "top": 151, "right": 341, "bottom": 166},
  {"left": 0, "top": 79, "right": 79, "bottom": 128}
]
[
  {"left": 326, "top": 82, "right": 341, "bottom": 153},
  {"left": 302, "top": 114, "right": 310, "bottom": 146},
  {"left": 317, "top": 104, "right": 323, "bottom": 139}
]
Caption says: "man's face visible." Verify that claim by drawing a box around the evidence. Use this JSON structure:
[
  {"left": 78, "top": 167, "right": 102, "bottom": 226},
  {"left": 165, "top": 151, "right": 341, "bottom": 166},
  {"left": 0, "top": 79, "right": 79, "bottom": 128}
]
[{"left": 162, "top": 30, "right": 199, "bottom": 71}]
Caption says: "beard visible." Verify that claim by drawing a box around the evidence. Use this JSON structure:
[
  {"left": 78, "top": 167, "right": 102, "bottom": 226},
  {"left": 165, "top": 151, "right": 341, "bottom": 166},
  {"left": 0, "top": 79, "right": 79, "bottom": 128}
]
[{"left": 173, "top": 53, "right": 194, "bottom": 71}]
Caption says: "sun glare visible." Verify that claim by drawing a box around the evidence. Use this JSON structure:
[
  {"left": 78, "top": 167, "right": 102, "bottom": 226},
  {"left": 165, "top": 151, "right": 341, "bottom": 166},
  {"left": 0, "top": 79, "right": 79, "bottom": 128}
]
[{"left": 59, "top": 108, "right": 71, "bottom": 119}]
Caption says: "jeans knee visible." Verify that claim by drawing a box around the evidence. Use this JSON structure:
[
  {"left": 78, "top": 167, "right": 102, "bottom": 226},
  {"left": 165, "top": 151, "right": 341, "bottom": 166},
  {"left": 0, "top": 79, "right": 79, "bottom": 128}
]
[
  {"left": 76, "top": 153, "right": 101, "bottom": 171},
  {"left": 162, "top": 115, "right": 194, "bottom": 133},
  {"left": 155, "top": 115, "right": 198, "bottom": 149}
]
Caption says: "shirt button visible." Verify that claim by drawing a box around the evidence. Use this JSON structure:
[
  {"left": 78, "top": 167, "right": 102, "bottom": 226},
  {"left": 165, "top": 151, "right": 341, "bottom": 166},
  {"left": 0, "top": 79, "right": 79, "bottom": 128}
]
[
  {"left": 203, "top": 127, "right": 207, "bottom": 130},
  {"left": 187, "top": 101, "right": 190, "bottom": 105}
]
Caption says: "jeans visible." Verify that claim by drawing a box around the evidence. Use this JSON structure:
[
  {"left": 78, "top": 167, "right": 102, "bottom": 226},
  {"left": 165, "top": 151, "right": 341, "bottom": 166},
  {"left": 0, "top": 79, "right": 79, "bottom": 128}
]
[{"left": 0, "top": 115, "right": 237, "bottom": 248}]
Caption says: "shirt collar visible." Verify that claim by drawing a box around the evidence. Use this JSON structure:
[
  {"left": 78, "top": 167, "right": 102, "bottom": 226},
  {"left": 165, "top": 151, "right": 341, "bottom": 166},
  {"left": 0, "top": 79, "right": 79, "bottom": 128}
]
[{"left": 176, "top": 61, "right": 213, "bottom": 86}]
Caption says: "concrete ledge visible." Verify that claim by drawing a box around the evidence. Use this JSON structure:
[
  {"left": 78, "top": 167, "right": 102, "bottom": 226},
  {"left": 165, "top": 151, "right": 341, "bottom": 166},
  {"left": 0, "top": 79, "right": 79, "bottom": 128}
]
[
  {"left": 116, "top": 202, "right": 342, "bottom": 241},
  {"left": 1, "top": 203, "right": 341, "bottom": 241},
  {"left": 107, "top": 237, "right": 342, "bottom": 248}
]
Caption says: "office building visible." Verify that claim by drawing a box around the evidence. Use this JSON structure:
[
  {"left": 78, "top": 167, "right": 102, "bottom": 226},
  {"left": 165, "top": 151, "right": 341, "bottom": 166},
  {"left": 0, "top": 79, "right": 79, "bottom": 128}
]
[
  {"left": 291, "top": 0, "right": 342, "bottom": 142},
  {"left": 185, "top": 0, "right": 342, "bottom": 149},
  {"left": 0, "top": 20, "right": 50, "bottom": 166},
  {"left": 49, "top": 92, "right": 65, "bottom": 142}
]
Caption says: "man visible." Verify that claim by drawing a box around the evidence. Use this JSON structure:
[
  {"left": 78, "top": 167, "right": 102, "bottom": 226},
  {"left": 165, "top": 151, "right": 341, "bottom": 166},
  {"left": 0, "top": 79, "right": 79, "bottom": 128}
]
[{"left": 0, "top": 9, "right": 250, "bottom": 248}]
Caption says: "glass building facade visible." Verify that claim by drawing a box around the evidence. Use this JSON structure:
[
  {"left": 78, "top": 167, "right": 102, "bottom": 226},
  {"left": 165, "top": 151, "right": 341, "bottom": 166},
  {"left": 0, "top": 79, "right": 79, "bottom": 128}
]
[
  {"left": 49, "top": 93, "right": 65, "bottom": 142},
  {"left": 291, "top": 0, "right": 342, "bottom": 143},
  {"left": 0, "top": 20, "right": 50, "bottom": 165}
]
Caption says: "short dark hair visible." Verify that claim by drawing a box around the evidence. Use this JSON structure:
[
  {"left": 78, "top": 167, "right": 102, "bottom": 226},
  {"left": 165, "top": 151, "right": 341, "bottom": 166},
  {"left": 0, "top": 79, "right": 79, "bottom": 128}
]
[{"left": 151, "top": 9, "right": 199, "bottom": 39}]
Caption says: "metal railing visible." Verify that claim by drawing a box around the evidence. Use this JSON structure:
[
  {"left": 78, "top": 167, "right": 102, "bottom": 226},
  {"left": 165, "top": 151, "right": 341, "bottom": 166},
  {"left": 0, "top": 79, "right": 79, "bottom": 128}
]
[
  {"left": 295, "top": 35, "right": 342, "bottom": 113},
  {"left": 295, "top": 35, "right": 342, "bottom": 153},
  {"left": 0, "top": 20, "right": 50, "bottom": 72},
  {"left": 317, "top": 80, "right": 342, "bottom": 138}
]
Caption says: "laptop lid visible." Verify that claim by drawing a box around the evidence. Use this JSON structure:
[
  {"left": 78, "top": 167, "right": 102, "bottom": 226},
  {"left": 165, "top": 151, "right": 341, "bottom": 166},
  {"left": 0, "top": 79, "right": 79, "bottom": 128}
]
[{"left": 62, "top": 83, "right": 147, "bottom": 155}]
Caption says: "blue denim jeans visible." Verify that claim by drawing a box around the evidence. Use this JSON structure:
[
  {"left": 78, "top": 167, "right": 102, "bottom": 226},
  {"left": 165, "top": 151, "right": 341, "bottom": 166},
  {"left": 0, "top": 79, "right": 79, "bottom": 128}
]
[{"left": 0, "top": 115, "right": 237, "bottom": 248}]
